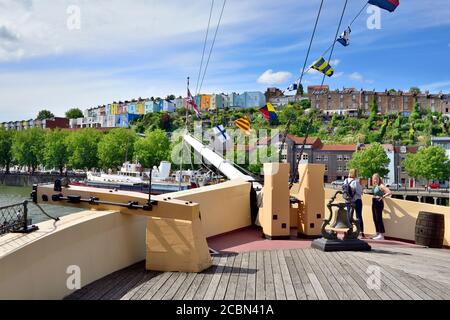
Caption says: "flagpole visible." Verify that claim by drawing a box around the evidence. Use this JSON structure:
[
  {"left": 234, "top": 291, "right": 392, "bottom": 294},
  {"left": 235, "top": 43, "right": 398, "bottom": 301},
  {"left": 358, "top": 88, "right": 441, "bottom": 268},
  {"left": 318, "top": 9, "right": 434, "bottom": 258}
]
[
  {"left": 180, "top": 76, "right": 191, "bottom": 191},
  {"left": 186, "top": 77, "right": 190, "bottom": 131}
]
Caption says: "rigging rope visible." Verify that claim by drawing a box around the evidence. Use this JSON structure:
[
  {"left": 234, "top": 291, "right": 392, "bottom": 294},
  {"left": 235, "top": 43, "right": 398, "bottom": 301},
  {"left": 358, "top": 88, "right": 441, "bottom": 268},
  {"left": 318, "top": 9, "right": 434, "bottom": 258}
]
[
  {"left": 195, "top": 0, "right": 215, "bottom": 95},
  {"left": 320, "top": 0, "right": 348, "bottom": 88},
  {"left": 290, "top": 0, "right": 349, "bottom": 188},
  {"left": 290, "top": 0, "right": 369, "bottom": 89},
  {"left": 278, "top": 0, "right": 324, "bottom": 162},
  {"left": 198, "top": 0, "right": 227, "bottom": 95},
  {"left": 297, "top": 0, "right": 325, "bottom": 90}
]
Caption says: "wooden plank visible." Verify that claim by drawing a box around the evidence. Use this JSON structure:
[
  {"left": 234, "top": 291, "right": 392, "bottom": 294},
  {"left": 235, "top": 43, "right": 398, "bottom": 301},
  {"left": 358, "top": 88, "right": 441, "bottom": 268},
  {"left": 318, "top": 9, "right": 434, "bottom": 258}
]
[
  {"left": 183, "top": 273, "right": 206, "bottom": 300},
  {"left": 325, "top": 252, "right": 377, "bottom": 301},
  {"left": 263, "top": 250, "right": 276, "bottom": 300},
  {"left": 291, "top": 249, "right": 319, "bottom": 300},
  {"left": 314, "top": 250, "right": 360, "bottom": 300},
  {"left": 414, "top": 277, "right": 450, "bottom": 300},
  {"left": 255, "top": 250, "right": 266, "bottom": 300},
  {"left": 308, "top": 250, "right": 348, "bottom": 300},
  {"left": 214, "top": 254, "right": 236, "bottom": 300},
  {"left": 337, "top": 251, "right": 401, "bottom": 300},
  {"left": 204, "top": 255, "right": 228, "bottom": 300},
  {"left": 102, "top": 269, "right": 148, "bottom": 300},
  {"left": 140, "top": 272, "right": 173, "bottom": 300},
  {"left": 152, "top": 273, "right": 182, "bottom": 300},
  {"left": 193, "top": 256, "right": 221, "bottom": 300},
  {"left": 351, "top": 251, "right": 432, "bottom": 300},
  {"left": 277, "top": 250, "right": 297, "bottom": 300},
  {"left": 270, "top": 250, "right": 286, "bottom": 300},
  {"left": 283, "top": 250, "right": 306, "bottom": 300},
  {"left": 172, "top": 273, "right": 197, "bottom": 300},
  {"left": 361, "top": 258, "right": 431, "bottom": 301},
  {"left": 302, "top": 249, "right": 337, "bottom": 300},
  {"left": 83, "top": 263, "right": 143, "bottom": 300},
  {"left": 119, "top": 271, "right": 161, "bottom": 301},
  {"left": 224, "top": 252, "right": 243, "bottom": 300},
  {"left": 131, "top": 272, "right": 169, "bottom": 300},
  {"left": 295, "top": 250, "right": 327, "bottom": 300},
  {"left": 162, "top": 273, "right": 189, "bottom": 300},
  {"left": 245, "top": 251, "right": 257, "bottom": 300},
  {"left": 354, "top": 250, "right": 450, "bottom": 286},
  {"left": 235, "top": 251, "right": 249, "bottom": 300}
]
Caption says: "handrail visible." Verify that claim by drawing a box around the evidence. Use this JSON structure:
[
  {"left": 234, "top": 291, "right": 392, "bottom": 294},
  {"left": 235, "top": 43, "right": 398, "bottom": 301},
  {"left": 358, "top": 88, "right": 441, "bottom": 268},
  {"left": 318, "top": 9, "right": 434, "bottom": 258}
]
[{"left": 0, "top": 201, "right": 38, "bottom": 236}]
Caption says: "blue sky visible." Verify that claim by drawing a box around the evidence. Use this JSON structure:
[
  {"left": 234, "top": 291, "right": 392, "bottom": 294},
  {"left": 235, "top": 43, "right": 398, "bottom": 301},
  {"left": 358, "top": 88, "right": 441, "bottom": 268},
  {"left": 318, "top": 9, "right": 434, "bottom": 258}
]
[{"left": 0, "top": 0, "right": 449, "bottom": 122}]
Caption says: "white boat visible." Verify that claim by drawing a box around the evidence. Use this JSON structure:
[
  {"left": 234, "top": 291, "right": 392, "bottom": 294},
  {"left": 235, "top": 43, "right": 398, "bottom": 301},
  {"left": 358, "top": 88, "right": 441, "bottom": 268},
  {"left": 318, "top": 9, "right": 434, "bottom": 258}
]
[{"left": 86, "top": 161, "right": 192, "bottom": 194}]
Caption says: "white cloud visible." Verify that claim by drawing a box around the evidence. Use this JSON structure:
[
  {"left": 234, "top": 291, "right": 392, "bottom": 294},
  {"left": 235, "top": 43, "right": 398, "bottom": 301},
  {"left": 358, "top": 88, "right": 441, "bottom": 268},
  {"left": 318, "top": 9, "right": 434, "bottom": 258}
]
[
  {"left": 333, "top": 72, "right": 344, "bottom": 78},
  {"left": 420, "top": 80, "right": 450, "bottom": 92},
  {"left": 349, "top": 72, "right": 364, "bottom": 82},
  {"left": 257, "top": 69, "right": 292, "bottom": 85},
  {"left": 330, "top": 59, "right": 340, "bottom": 66}
]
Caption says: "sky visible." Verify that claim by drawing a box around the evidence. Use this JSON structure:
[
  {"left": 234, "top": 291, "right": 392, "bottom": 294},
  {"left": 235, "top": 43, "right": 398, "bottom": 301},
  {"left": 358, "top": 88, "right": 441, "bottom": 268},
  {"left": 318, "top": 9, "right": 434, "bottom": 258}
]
[{"left": 0, "top": 0, "right": 449, "bottom": 122}]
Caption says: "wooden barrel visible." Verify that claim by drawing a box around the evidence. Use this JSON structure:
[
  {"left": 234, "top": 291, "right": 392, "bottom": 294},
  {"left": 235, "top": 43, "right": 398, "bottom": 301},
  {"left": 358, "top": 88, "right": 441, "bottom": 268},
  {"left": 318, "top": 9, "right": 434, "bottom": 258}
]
[{"left": 415, "top": 212, "right": 445, "bottom": 248}]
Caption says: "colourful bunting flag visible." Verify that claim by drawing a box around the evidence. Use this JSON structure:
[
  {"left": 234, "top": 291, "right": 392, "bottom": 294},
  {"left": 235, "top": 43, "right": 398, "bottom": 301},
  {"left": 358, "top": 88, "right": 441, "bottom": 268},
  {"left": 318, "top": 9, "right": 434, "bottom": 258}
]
[
  {"left": 187, "top": 89, "right": 201, "bottom": 119},
  {"left": 213, "top": 125, "right": 231, "bottom": 143},
  {"left": 368, "top": 0, "right": 399, "bottom": 12},
  {"left": 311, "top": 57, "right": 334, "bottom": 77},
  {"left": 235, "top": 116, "right": 252, "bottom": 136},
  {"left": 259, "top": 103, "right": 277, "bottom": 123},
  {"left": 337, "top": 26, "right": 351, "bottom": 47}
]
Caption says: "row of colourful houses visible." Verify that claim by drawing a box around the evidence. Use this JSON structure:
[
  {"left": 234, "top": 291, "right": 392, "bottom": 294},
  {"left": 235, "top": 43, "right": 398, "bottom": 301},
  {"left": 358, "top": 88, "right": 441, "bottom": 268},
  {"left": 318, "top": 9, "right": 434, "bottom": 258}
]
[
  {"left": 1, "top": 118, "right": 69, "bottom": 131},
  {"left": 74, "top": 91, "right": 266, "bottom": 129},
  {"left": 1, "top": 91, "right": 267, "bottom": 131}
]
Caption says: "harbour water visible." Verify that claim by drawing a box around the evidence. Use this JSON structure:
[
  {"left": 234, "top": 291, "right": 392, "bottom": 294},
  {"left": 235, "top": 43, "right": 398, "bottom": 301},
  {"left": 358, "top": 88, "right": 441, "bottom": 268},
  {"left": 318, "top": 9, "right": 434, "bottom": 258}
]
[{"left": 0, "top": 185, "right": 83, "bottom": 224}]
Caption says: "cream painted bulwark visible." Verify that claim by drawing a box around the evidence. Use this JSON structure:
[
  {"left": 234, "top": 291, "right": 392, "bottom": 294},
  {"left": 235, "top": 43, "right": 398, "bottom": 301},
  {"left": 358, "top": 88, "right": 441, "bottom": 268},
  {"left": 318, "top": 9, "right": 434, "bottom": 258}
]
[
  {"left": 168, "top": 179, "right": 252, "bottom": 238},
  {"left": 0, "top": 210, "right": 147, "bottom": 300},
  {"left": 324, "top": 189, "right": 450, "bottom": 246}
]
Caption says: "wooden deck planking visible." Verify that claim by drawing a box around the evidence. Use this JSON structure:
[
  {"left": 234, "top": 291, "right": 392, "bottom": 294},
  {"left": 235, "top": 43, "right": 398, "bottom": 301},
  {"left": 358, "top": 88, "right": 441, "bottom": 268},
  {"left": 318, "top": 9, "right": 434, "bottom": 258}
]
[
  {"left": 255, "top": 251, "right": 266, "bottom": 300},
  {"left": 234, "top": 251, "right": 249, "bottom": 300},
  {"left": 66, "top": 247, "right": 450, "bottom": 301},
  {"left": 245, "top": 251, "right": 257, "bottom": 300},
  {"left": 263, "top": 250, "right": 276, "bottom": 300},
  {"left": 314, "top": 250, "right": 361, "bottom": 300},
  {"left": 283, "top": 250, "right": 306, "bottom": 300},
  {"left": 204, "top": 255, "right": 228, "bottom": 300},
  {"left": 214, "top": 254, "right": 236, "bottom": 300},
  {"left": 277, "top": 250, "right": 297, "bottom": 300},
  {"left": 224, "top": 251, "right": 243, "bottom": 300},
  {"left": 193, "top": 256, "right": 221, "bottom": 300}
]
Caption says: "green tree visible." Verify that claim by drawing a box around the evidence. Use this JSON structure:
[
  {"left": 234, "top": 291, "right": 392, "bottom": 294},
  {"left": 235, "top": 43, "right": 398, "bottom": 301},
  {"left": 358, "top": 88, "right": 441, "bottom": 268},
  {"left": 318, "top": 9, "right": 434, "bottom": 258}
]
[
  {"left": 409, "top": 87, "right": 421, "bottom": 94},
  {"left": 134, "top": 129, "right": 171, "bottom": 168},
  {"left": 36, "top": 110, "right": 55, "bottom": 120},
  {"left": 65, "top": 108, "right": 84, "bottom": 119},
  {"left": 404, "top": 146, "right": 450, "bottom": 183},
  {"left": 11, "top": 128, "right": 45, "bottom": 173},
  {"left": 0, "top": 128, "right": 14, "bottom": 173},
  {"left": 98, "top": 129, "right": 136, "bottom": 170},
  {"left": 348, "top": 143, "right": 390, "bottom": 179},
  {"left": 66, "top": 129, "right": 102, "bottom": 170},
  {"left": 43, "top": 129, "right": 69, "bottom": 174},
  {"left": 247, "top": 146, "right": 277, "bottom": 175},
  {"left": 409, "top": 99, "right": 421, "bottom": 122}
]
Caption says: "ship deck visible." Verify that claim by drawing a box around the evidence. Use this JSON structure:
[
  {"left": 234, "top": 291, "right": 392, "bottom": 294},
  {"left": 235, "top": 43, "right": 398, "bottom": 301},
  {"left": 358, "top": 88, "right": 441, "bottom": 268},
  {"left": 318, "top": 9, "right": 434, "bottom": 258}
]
[{"left": 66, "top": 228, "right": 450, "bottom": 300}]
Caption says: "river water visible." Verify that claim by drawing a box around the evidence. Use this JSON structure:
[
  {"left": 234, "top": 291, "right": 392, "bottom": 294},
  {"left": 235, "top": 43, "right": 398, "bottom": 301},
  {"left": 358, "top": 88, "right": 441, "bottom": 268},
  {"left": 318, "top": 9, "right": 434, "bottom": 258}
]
[{"left": 0, "top": 185, "right": 84, "bottom": 224}]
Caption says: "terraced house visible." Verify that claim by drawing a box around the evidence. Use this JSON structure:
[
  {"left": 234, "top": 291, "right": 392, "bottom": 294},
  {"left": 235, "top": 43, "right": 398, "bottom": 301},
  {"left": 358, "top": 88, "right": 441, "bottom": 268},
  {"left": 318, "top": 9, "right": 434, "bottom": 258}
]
[{"left": 304, "top": 86, "right": 450, "bottom": 116}]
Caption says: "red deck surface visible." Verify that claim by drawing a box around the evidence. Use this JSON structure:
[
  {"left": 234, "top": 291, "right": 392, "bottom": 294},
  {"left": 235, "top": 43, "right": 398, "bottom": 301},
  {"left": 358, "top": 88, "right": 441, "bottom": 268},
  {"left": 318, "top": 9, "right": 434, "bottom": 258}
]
[{"left": 207, "top": 227, "right": 425, "bottom": 253}]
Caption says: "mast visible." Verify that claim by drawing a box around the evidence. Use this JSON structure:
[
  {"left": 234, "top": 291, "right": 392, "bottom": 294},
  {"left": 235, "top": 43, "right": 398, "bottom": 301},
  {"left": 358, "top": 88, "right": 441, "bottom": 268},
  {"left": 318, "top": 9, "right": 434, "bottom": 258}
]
[{"left": 179, "top": 77, "right": 191, "bottom": 190}]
